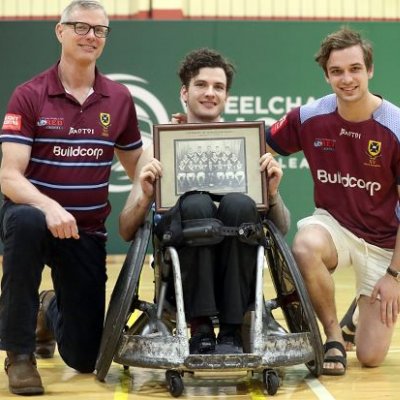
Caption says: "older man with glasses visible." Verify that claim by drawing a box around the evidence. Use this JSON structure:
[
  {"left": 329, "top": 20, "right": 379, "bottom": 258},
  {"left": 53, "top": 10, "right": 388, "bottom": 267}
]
[{"left": 0, "top": 0, "right": 143, "bottom": 395}]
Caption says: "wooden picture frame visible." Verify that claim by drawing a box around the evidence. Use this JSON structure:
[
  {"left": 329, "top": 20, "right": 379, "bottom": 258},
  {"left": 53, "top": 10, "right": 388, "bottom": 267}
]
[{"left": 153, "top": 121, "right": 267, "bottom": 213}]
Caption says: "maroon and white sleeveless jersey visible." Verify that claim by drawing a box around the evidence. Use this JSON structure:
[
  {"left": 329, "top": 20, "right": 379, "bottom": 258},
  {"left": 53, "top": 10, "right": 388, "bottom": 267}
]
[
  {"left": 0, "top": 63, "right": 142, "bottom": 236},
  {"left": 267, "top": 94, "right": 400, "bottom": 249}
]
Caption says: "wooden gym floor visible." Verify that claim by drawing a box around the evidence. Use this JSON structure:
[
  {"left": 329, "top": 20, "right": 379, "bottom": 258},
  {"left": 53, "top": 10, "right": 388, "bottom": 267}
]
[{"left": 0, "top": 255, "right": 399, "bottom": 399}]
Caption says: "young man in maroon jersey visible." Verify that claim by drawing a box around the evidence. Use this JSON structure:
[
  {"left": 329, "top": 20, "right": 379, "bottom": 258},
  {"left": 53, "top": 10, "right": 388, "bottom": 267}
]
[
  {"left": 0, "top": 1, "right": 142, "bottom": 395},
  {"left": 119, "top": 48, "right": 290, "bottom": 355},
  {"left": 262, "top": 27, "right": 400, "bottom": 375}
]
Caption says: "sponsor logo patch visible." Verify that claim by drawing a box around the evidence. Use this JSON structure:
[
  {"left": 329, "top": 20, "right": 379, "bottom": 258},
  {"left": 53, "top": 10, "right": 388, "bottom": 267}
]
[
  {"left": 270, "top": 115, "right": 287, "bottom": 134},
  {"left": 313, "top": 138, "right": 336, "bottom": 151},
  {"left": 68, "top": 127, "right": 95, "bottom": 135},
  {"left": 317, "top": 169, "right": 381, "bottom": 196},
  {"left": 53, "top": 145, "right": 104, "bottom": 159},
  {"left": 339, "top": 128, "right": 361, "bottom": 139},
  {"left": 36, "top": 117, "right": 64, "bottom": 130},
  {"left": 2, "top": 113, "right": 22, "bottom": 131}
]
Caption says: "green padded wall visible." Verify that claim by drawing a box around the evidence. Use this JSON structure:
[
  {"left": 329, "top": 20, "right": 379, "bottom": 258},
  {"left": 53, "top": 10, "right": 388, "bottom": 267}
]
[{"left": 1, "top": 20, "right": 399, "bottom": 253}]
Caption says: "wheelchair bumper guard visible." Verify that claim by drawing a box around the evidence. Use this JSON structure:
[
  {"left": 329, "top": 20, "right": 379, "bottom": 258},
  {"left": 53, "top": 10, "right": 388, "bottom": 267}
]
[
  {"left": 113, "top": 331, "right": 313, "bottom": 371},
  {"left": 261, "top": 332, "right": 314, "bottom": 366},
  {"left": 114, "top": 333, "right": 188, "bottom": 369}
]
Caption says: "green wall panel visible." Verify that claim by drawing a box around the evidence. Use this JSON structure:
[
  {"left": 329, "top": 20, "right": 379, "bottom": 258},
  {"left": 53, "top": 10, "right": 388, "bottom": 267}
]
[{"left": 1, "top": 20, "right": 400, "bottom": 254}]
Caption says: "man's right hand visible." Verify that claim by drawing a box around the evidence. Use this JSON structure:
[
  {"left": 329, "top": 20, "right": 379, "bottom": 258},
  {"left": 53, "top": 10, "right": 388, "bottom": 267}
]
[{"left": 44, "top": 201, "right": 80, "bottom": 239}]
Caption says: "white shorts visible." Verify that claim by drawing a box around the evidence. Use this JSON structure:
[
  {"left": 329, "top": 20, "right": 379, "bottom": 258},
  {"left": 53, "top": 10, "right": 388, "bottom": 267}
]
[{"left": 297, "top": 208, "right": 394, "bottom": 298}]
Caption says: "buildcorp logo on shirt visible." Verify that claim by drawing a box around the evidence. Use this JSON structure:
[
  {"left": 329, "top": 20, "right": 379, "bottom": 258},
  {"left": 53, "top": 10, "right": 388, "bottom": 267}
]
[
  {"left": 317, "top": 169, "right": 381, "bottom": 196},
  {"left": 53, "top": 145, "right": 104, "bottom": 159}
]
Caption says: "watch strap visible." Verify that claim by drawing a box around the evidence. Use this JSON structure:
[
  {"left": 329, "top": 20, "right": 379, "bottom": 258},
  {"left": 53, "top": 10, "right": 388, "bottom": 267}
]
[{"left": 386, "top": 266, "right": 400, "bottom": 281}]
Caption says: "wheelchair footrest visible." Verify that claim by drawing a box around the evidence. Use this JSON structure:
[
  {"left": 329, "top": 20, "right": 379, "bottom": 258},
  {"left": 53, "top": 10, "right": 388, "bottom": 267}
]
[{"left": 184, "top": 354, "right": 262, "bottom": 370}]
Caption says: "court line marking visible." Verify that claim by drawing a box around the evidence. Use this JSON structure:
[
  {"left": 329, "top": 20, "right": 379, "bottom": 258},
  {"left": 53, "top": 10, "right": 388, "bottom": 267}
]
[
  {"left": 288, "top": 365, "right": 335, "bottom": 400},
  {"left": 301, "top": 346, "right": 400, "bottom": 400},
  {"left": 305, "top": 376, "right": 335, "bottom": 400},
  {"left": 245, "top": 378, "right": 271, "bottom": 400},
  {"left": 113, "top": 310, "right": 142, "bottom": 400},
  {"left": 114, "top": 373, "right": 131, "bottom": 400}
]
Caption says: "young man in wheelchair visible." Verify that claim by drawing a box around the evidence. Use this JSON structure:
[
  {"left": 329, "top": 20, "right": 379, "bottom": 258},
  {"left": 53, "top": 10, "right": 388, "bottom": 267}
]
[{"left": 119, "top": 48, "right": 290, "bottom": 355}]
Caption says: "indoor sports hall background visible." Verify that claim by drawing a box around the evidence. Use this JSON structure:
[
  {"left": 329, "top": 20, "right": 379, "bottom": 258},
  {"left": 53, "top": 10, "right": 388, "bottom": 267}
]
[{"left": 1, "top": 0, "right": 400, "bottom": 253}]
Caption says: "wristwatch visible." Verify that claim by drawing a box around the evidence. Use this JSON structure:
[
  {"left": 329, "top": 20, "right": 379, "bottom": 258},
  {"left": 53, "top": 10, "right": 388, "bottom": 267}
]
[{"left": 386, "top": 266, "right": 400, "bottom": 282}]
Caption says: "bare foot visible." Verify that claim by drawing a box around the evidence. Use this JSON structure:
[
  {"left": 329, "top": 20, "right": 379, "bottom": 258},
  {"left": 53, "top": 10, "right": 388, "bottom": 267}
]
[{"left": 344, "top": 340, "right": 355, "bottom": 352}]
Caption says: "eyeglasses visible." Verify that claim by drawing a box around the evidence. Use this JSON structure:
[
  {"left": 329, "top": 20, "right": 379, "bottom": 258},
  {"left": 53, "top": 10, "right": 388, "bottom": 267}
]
[{"left": 62, "top": 22, "right": 110, "bottom": 38}]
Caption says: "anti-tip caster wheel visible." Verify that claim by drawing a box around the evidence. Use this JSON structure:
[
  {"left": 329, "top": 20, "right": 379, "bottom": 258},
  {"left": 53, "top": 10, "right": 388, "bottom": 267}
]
[
  {"left": 166, "top": 370, "right": 184, "bottom": 398},
  {"left": 263, "top": 368, "right": 280, "bottom": 396}
]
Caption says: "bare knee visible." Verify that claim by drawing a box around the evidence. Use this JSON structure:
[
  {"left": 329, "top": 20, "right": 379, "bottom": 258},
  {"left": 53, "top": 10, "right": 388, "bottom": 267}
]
[
  {"left": 356, "top": 297, "right": 392, "bottom": 368},
  {"left": 292, "top": 225, "right": 337, "bottom": 273},
  {"left": 356, "top": 323, "right": 388, "bottom": 367},
  {"left": 291, "top": 229, "right": 323, "bottom": 274},
  {"left": 356, "top": 348, "right": 386, "bottom": 368},
  {"left": 292, "top": 230, "right": 318, "bottom": 265}
]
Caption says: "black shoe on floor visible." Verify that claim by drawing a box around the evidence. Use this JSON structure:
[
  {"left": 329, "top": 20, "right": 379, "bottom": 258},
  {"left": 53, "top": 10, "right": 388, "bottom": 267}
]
[
  {"left": 189, "top": 325, "right": 216, "bottom": 354},
  {"left": 216, "top": 332, "right": 243, "bottom": 354}
]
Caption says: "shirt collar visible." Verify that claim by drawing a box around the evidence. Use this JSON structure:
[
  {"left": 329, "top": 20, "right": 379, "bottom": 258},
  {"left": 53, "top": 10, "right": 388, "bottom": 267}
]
[{"left": 47, "top": 61, "right": 110, "bottom": 97}]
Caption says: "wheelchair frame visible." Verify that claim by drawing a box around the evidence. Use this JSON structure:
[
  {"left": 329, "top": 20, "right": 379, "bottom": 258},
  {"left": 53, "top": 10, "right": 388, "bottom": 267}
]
[{"left": 95, "top": 214, "right": 323, "bottom": 397}]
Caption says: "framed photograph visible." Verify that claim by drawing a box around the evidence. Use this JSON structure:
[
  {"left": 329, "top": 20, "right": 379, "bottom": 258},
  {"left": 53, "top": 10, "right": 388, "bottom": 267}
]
[{"left": 153, "top": 121, "right": 267, "bottom": 213}]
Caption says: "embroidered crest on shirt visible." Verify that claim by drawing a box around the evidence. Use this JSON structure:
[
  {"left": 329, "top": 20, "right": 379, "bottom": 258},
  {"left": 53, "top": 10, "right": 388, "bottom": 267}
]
[
  {"left": 99, "top": 112, "right": 110, "bottom": 136},
  {"left": 364, "top": 140, "right": 382, "bottom": 168}
]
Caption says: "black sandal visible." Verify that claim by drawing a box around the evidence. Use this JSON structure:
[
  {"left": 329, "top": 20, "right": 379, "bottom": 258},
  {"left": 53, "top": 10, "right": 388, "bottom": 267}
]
[
  {"left": 340, "top": 298, "right": 357, "bottom": 346},
  {"left": 323, "top": 341, "right": 347, "bottom": 376}
]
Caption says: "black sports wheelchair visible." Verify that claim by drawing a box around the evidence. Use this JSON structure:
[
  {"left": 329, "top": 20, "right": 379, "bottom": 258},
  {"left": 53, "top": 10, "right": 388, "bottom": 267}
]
[{"left": 95, "top": 202, "right": 324, "bottom": 397}]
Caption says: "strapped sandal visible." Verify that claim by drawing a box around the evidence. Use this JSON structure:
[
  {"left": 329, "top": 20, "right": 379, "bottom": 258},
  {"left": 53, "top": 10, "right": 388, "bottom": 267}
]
[
  {"left": 323, "top": 341, "right": 347, "bottom": 376},
  {"left": 340, "top": 298, "right": 357, "bottom": 346}
]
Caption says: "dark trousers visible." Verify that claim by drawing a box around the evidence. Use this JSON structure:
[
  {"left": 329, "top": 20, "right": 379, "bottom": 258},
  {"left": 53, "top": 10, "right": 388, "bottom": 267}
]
[
  {"left": 171, "top": 192, "right": 260, "bottom": 325},
  {"left": 0, "top": 202, "right": 107, "bottom": 372}
]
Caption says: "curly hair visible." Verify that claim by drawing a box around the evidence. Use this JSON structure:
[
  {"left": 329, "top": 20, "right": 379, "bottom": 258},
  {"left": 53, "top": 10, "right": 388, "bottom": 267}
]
[
  {"left": 178, "top": 48, "right": 236, "bottom": 91},
  {"left": 315, "top": 27, "right": 373, "bottom": 75}
]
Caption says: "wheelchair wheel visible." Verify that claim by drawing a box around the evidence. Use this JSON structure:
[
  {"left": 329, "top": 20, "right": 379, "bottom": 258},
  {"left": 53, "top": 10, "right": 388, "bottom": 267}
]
[
  {"left": 95, "top": 218, "right": 152, "bottom": 381},
  {"left": 264, "top": 220, "right": 324, "bottom": 377}
]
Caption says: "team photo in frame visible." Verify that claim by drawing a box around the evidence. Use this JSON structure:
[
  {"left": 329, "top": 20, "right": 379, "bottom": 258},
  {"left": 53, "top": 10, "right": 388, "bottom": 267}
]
[{"left": 153, "top": 121, "right": 267, "bottom": 212}]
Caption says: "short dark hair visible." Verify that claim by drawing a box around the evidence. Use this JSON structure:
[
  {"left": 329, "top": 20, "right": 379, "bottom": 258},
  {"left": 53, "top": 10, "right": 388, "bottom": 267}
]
[
  {"left": 178, "top": 48, "right": 235, "bottom": 91},
  {"left": 315, "top": 27, "right": 373, "bottom": 75}
]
